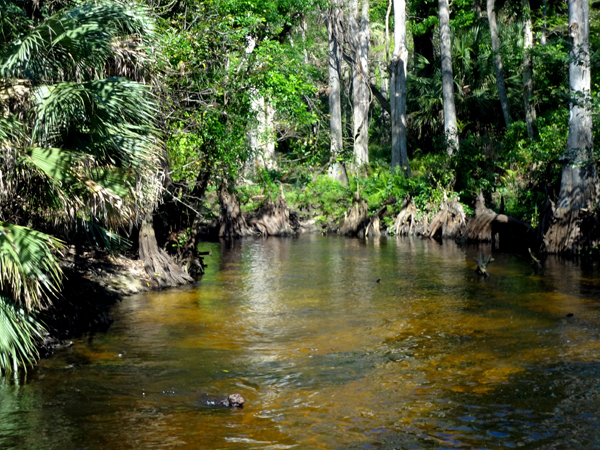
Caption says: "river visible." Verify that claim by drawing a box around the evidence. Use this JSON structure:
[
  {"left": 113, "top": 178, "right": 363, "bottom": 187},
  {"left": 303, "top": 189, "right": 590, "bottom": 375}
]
[{"left": 2, "top": 235, "right": 600, "bottom": 449}]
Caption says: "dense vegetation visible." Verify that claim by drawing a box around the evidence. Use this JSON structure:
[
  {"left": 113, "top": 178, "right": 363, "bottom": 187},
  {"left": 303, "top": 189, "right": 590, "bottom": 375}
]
[{"left": 0, "top": 0, "right": 599, "bottom": 371}]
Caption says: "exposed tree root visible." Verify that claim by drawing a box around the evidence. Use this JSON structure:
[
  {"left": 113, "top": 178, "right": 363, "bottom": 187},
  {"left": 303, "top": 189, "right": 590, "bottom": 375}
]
[
  {"left": 365, "top": 197, "right": 396, "bottom": 238},
  {"left": 218, "top": 184, "right": 254, "bottom": 238},
  {"left": 423, "top": 195, "right": 466, "bottom": 240},
  {"left": 541, "top": 199, "right": 600, "bottom": 255},
  {"left": 139, "top": 217, "right": 193, "bottom": 288},
  {"left": 339, "top": 192, "right": 370, "bottom": 237},
  {"left": 459, "top": 192, "right": 532, "bottom": 249},
  {"left": 365, "top": 215, "right": 381, "bottom": 237},
  {"left": 392, "top": 195, "right": 427, "bottom": 236},
  {"left": 249, "top": 186, "right": 294, "bottom": 236}
]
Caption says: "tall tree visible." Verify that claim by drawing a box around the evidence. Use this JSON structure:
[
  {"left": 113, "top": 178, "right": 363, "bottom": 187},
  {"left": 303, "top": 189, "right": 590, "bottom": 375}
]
[
  {"left": 438, "top": 0, "right": 459, "bottom": 154},
  {"left": 542, "top": 0, "right": 598, "bottom": 253},
  {"left": 349, "top": 0, "right": 370, "bottom": 167},
  {"left": 486, "top": 0, "right": 512, "bottom": 127},
  {"left": 390, "top": 0, "right": 410, "bottom": 175},
  {"left": 522, "top": 0, "right": 537, "bottom": 139},
  {"left": 326, "top": 2, "right": 349, "bottom": 184}
]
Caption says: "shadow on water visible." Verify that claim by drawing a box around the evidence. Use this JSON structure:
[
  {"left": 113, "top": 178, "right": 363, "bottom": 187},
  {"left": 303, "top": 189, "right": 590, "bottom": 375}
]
[{"left": 2, "top": 235, "right": 600, "bottom": 449}]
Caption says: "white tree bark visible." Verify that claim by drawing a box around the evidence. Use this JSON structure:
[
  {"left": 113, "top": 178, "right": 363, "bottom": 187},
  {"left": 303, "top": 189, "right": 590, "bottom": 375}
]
[
  {"left": 326, "top": 3, "right": 349, "bottom": 185},
  {"left": 540, "top": 0, "right": 548, "bottom": 45},
  {"left": 250, "top": 93, "right": 277, "bottom": 170},
  {"left": 522, "top": 0, "right": 537, "bottom": 139},
  {"left": 487, "top": 0, "right": 511, "bottom": 127},
  {"left": 543, "top": 0, "right": 599, "bottom": 253},
  {"left": 559, "top": 0, "right": 596, "bottom": 207},
  {"left": 390, "top": 0, "right": 410, "bottom": 175},
  {"left": 438, "top": 0, "right": 459, "bottom": 155},
  {"left": 349, "top": 0, "right": 370, "bottom": 167}
]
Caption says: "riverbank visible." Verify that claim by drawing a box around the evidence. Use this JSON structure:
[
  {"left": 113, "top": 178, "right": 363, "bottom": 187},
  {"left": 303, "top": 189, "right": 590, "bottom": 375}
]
[{"left": 37, "top": 247, "right": 156, "bottom": 357}]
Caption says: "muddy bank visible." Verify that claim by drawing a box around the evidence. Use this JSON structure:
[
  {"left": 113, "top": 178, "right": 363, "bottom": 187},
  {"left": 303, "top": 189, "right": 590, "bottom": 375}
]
[{"left": 37, "top": 247, "right": 157, "bottom": 358}]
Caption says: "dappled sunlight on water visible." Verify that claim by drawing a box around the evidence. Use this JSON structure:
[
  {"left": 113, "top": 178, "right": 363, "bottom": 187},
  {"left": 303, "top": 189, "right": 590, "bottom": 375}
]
[{"left": 2, "top": 235, "right": 600, "bottom": 449}]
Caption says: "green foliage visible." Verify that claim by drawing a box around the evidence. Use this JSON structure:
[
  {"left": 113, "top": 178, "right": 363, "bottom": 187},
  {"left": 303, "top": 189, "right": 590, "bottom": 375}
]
[
  {"left": 286, "top": 176, "right": 351, "bottom": 226},
  {"left": 160, "top": 0, "right": 319, "bottom": 194},
  {"left": 0, "top": 222, "right": 64, "bottom": 311},
  {"left": 0, "top": 0, "right": 161, "bottom": 372},
  {"left": 0, "top": 296, "right": 45, "bottom": 374}
]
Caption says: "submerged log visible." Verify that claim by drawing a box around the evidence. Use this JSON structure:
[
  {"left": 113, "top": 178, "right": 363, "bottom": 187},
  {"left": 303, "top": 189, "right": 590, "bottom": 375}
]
[
  {"left": 459, "top": 192, "right": 532, "bottom": 248},
  {"left": 218, "top": 184, "right": 254, "bottom": 239},
  {"left": 339, "top": 192, "right": 370, "bottom": 237},
  {"left": 249, "top": 185, "right": 294, "bottom": 236},
  {"left": 474, "top": 252, "right": 494, "bottom": 277},
  {"left": 139, "top": 215, "right": 193, "bottom": 288},
  {"left": 529, "top": 248, "right": 543, "bottom": 272},
  {"left": 424, "top": 194, "right": 467, "bottom": 240}
]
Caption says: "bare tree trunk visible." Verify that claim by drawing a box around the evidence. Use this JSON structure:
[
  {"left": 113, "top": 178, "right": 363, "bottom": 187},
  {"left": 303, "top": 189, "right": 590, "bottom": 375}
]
[
  {"left": 390, "top": 0, "right": 410, "bottom": 175},
  {"left": 301, "top": 17, "right": 309, "bottom": 64},
  {"left": 349, "top": 0, "right": 370, "bottom": 167},
  {"left": 326, "top": 3, "right": 349, "bottom": 186},
  {"left": 139, "top": 213, "right": 193, "bottom": 288},
  {"left": 250, "top": 93, "right": 277, "bottom": 170},
  {"left": 385, "top": 0, "right": 392, "bottom": 62},
  {"left": 540, "top": 0, "right": 548, "bottom": 45},
  {"left": 218, "top": 184, "right": 254, "bottom": 238},
  {"left": 543, "top": 0, "right": 600, "bottom": 254},
  {"left": 438, "top": 0, "right": 459, "bottom": 155},
  {"left": 487, "top": 0, "right": 512, "bottom": 127},
  {"left": 522, "top": 0, "right": 537, "bottom": 139},
  {"left": 378, "top": 57, "right": 389, "bottom": 115}
]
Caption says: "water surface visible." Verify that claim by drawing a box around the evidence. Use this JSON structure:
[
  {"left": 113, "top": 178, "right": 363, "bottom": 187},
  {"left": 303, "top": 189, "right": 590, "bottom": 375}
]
[{"left": 2, "top": 235, "right": 600, "bottom": 449}]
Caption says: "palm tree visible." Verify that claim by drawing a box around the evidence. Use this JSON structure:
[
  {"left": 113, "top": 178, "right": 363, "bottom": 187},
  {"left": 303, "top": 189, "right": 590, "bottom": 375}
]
[{"left": 0, "top": 0, "right": 162, "bottom": 373}]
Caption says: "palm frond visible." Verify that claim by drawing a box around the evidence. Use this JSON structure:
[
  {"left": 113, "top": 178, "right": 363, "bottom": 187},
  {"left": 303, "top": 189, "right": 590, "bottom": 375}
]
[
  {"left": 0, "top": 295, "right": 45, "bottom": 373},
  {"left": 83, "top": 220, "right": 131, "bottom": 253},
  {"left": 32, "top": 79, "right": 159, "bottom": 164},
  {"left": 0, "top": 1, "right": 156, "bottom": 82},
  {"left": 0, "top": 114, "right": 25, "bottom": 143},
  {"left": 0, "top": 222, "right": 64, "bottom": 311}
]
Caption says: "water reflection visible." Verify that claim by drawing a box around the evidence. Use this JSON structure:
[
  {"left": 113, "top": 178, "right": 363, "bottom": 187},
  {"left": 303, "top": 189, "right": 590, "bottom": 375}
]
[{"left": 1, "top": 235, "right": 600, "bottom": 449}]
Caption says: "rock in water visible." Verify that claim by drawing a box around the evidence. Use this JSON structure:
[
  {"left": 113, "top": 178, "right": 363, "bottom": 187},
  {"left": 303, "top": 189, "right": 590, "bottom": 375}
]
[{"left": 198, "top": 392, "right": 245, "bottom": 408}]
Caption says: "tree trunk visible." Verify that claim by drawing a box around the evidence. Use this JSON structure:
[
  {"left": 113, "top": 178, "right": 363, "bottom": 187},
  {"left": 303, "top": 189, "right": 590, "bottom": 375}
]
[
  {"left": 250, "top": 93, "right": 277, "bottom": 170},
  {"left": 301, "top": 17, "right": 309, "bottom": 64},
  {"left": 390, "top": 0, "right": 410, "bottom": 175},
  {"left": 438, "top": 0, "right": 459, "bottom": 155},
  {"left": 423, "top": 195, "right": 467, "bottom": 240},
  {"left": 392, "top": 195, "right": 428, "bottom": 235},
  {"left": 349, "top": 0, "right": 370, "bottom": 167},
  {"left": 218, "top": 184, "right": 254, "bottom": 239},
  {"left": 460, "top": 192, "right": 532, "bottom": 249},
  {"left": 139, "top": 213, "right": 193, "bottom": 288},
  {"left": 487, "top": 0, "right": 512, "bottom": 128},
  {"left": 326, "top": 2, "right": 349, "bottom": 186},
  {"left": 542, "top": 0, "right": 600, "bottom": 254},
  {"left": 339, "top": 192, "right": 370, "bottom": 237},
  {"left": 522, "top": 0, "right": 537, "bottom": 139},
  {"left": 540, "top": 0, "right": 548, "bottom": 45},
  {"left": 249, "top": 185, "right": 294, "bottom": 236}
]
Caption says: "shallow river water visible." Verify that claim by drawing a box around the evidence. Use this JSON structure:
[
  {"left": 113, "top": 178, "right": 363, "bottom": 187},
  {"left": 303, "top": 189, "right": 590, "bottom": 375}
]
[{"left": 2, "top": 235, "right": 600, "bottom": 449}]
